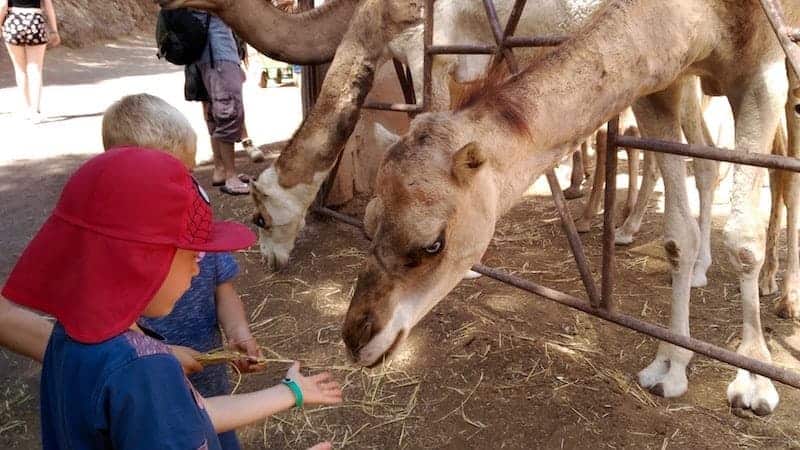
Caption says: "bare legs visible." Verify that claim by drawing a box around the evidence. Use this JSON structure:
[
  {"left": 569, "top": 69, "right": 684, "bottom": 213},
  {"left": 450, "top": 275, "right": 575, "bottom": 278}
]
[{"left": 5, "top": 43, "right": 46, "bottom": 121}]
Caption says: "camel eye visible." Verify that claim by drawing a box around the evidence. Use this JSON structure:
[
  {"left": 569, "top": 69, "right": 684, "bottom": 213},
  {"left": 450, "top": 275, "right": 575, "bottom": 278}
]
[
  {"left": 425, "top": 239, "right": 443, "bottom": 255},
  {"left": 253, "top": 213, "right": 268, "bottom": 230}
]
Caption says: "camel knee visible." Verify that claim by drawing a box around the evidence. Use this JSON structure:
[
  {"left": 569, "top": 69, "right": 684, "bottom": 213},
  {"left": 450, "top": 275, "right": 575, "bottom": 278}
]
[
  {"left": 664, "top": 232, "right": 699, "bottom": 271},
  {"left": 723, "top": 236, "right": 765, "bottom": 276}
]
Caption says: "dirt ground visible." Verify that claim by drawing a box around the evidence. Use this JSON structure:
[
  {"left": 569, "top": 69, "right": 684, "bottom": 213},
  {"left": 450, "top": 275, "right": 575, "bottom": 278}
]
[{"left": 3, "top": 35, "right": 800, "bottom": 450}]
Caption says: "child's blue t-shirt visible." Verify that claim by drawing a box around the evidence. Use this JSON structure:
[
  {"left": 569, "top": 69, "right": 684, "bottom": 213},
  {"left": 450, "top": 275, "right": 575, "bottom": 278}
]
[
  {"left": 40, "top": 323, "right": 221, "bottom": 450},
  {"left": 138, "top": 252, "right": 240, "bottom": 450},
  {"left": 139, "top": 252, "right": 239, "bottom": 398}
]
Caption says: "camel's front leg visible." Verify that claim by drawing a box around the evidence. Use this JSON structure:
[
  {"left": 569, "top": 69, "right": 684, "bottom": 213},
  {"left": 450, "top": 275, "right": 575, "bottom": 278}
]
[
  {"left": 615, "top": 150, "right": 659, "bottom": 245},
  {"left": 775, "top": 65, "right": 800, "bottom": 318},
  {"left": 633, "top": 89, "right": 696, "bottom": 398},
  {"left": 564, "top": 142, "right": 587, "bottom": 199},
  {"left": 622, "top": 131, "right": 640, "bottom": 220},
  {"left": 575, "top": 131, "right": 606, "bottom": 233},
  {"left": 679, "top": 75, "right": 719, "bottom": 288},
  {"left": 761, "top": 128, "right": 785, "bottom": 297},
  {"left": 724, "top": 61, "right": 787, "bottom": 416}
]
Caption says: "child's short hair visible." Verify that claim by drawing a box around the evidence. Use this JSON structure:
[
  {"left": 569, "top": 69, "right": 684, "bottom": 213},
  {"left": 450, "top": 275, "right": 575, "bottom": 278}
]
[{"left": 102, "top": 94, "right": 197, "bottom": 168}]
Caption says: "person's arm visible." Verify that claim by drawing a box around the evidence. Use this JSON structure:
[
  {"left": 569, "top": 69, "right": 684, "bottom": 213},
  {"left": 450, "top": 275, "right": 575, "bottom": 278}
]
[
  {"left": 214, "top": 253, "right": 264, "bottom": 371},
  {"left": 0, "top": 298, "right": 53, "bottom": 362},
  {"left": 168, "top": 344, "right": 203, "bottom": 375},
  {"left": 204, "top": 362, "right": 342, "bottom": 433},
  {"left": 40, "top": 0, "right": 59, "bottom": 47},
  {"left": 216, "top": 281, "right": 264, "bottom": 372}
]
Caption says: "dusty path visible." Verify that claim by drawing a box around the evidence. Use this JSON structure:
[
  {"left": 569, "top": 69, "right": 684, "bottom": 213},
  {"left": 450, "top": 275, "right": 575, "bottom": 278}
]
[{"left": 0, "top": 34, "right": 303, "bottom": 164}]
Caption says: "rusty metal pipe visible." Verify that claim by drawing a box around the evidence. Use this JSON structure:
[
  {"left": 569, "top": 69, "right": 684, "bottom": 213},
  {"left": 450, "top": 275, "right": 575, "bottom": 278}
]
[
  {"left": 481, "top": 0, "right": 506, "bottom": 46},
  {"left": 470, "top": 263, "right": 800, "bottom": 390},
  {"left": 392, "top": 58, "right": 417, "bottom": 108},
  {"left": 363, "top": 101, "right": 423, "bottom": 113},
  {"left": 481, "top": 0, "right": 519, "bottom": 72},
  {"left": 615, "top": 135, "right": 800, "bottom": 172},
  {"left": 422, "top": 0, "right": 434, "bottom": 112},
  {"left": 427, "top": 44, "right": 497, "bottom": 55},
  {"left": 545, "top": 170, "right": 602, "bottom": 307},
  {"left": 601, "top": 117, "right": 619, "bottom": 310},
  {"left": 504, "top": 35, "right": 568, "bottom": 47},
  {"left": 758, "top": 0, "right": 800, "bottom": 86}
]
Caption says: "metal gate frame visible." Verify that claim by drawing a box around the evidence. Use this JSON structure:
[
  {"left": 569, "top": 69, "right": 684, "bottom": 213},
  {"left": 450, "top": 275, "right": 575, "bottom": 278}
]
[{"left": 314, "top": 0, "right": 800, "bottom": 390}]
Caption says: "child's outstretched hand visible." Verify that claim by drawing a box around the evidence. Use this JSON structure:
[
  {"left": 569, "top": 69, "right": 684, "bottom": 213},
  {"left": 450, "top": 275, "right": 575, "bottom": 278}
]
[{"left": 286, "top": 361, "right": 343, "bottom": 407}]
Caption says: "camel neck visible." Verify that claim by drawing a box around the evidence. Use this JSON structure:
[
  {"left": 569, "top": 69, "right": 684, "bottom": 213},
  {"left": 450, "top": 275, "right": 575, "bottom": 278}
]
[
  {"left": 492, "top": 0, "right": 708, "bottom": 151},
  {"left": 457, "top": 0, "right": 711, "bottom": 215}
]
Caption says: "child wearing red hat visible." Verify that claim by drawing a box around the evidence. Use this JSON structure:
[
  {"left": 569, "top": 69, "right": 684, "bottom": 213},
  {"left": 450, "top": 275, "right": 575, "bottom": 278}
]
[
  {"left": 104, "top": 93, "right": 264, "bottom": 450},
  {"left": 2, "top": 148, "right": 342, "bottom": 449}
]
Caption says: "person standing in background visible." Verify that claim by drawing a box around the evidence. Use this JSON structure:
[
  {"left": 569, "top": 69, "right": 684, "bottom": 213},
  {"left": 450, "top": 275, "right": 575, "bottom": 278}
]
[
  {"left": 193, "top": 9, "right": 251, "bottom": 195},
  {"left": 1, "top": 0, "right": 59, "bottom": 124}
]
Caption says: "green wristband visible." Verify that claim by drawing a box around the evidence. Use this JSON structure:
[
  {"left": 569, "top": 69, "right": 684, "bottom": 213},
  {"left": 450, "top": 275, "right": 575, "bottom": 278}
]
[{"left": 282, "top": 377, "right": 303, "bottom": 409}]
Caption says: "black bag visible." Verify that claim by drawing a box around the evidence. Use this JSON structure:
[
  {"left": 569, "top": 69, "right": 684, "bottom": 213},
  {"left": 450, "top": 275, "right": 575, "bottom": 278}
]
[
  {"left": 184, "top": 63, "right": 209, "bottom": 102},
  {"left": 156, "top": 9, "right": 210, "bottom": 65}
]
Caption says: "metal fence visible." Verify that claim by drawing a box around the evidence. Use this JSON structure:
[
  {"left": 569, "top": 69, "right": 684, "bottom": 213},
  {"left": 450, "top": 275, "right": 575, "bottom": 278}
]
[{"left": 314, "top": 0, "right": 800, "bottom": 390}]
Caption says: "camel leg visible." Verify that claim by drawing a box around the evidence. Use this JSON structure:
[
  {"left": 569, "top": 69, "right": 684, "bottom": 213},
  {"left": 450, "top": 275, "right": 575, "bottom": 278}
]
[
  {"left": 615, "top": 150, "right": 659, "bottom": 244},
  {"left": 582, "top": 138, "right": 591, "bottom": 179},
  {"left": 634, "top": 86, "right": 696, "bottom": 399},
  {"left": 575, "top": 130, "right": 606, "bottom": 233},
  {"left": 681, "top": 76, "right": 719, "bottom": 288},
  {"left": 564, "top": 143, "right": 586, "bottom": 199},
  {"left": 691, "top": 157, "right": 718, "bottom": 288},
  {"left": 623, "top": 131, "right": 640, "bottom": 220},
  {"left": 777, "top": 66, "right": 800, "bottom": 318},
  {"left": 724, "top": 61, "right": 787, "bottom": 416},
  {"left": 761, "top": 128, "right": 785, "bottom": 297}
]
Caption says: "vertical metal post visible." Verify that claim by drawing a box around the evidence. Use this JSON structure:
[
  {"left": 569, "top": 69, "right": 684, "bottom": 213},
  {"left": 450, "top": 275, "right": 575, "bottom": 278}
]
[
  {"left": 601, "top": 117, "right": 619, "bottom": 310},
  {"left": 392, "top": 58, "right": 417, "bottom": 107},
  {"left": 423, "top": 0, "right": 434, "bottom": 112}
]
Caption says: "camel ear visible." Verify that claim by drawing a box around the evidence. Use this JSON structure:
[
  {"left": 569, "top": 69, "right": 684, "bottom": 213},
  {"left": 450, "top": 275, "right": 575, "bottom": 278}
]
[
  {"left": 373, "top": 123, "right": 400, "bottom": 150},
  {"left": 363, "top": 197, "right": 383, "bottom": 239},
  {"left": 451, "top": 142, "right": 486, "bottom": 185}
]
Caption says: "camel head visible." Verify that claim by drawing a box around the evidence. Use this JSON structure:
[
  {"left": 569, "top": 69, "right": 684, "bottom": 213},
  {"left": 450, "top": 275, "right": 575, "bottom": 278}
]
[
  {"left": 342, "top": 112, "right": 500, "bottom": 366},
  {"left": 250, "top": 167, "right": 314, "bottom": 271}
]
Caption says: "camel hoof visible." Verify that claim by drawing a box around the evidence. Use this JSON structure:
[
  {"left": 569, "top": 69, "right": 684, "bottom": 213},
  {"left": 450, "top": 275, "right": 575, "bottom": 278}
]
[
  {"left": 776, "top": 294, "right": 800, "bottom": 319},
  {"left": 753, "top": 401, "right": 775, "bottom": 417},
  {"left": 575, "top": 219, "right": 592, "bottom": 233},
  {"left": 759, "top": 276, "right": 779, "bottom": 297},
  {"left": 727, "top": 370, "right": 779, "bottom": 416},
  {"left": 649, "top": 383, "right": 665, "bottom": 398},
  {"left": 614, "top": 230, "right": 635, "bottom": 246},
  {"left": 563, "top": 186, "right": 585, "bottom": 200}
]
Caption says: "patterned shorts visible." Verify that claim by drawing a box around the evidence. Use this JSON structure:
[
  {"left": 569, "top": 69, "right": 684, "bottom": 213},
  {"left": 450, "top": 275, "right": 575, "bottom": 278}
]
[{"left": 2, "top": 11, "right": 48, "bottom": 46}]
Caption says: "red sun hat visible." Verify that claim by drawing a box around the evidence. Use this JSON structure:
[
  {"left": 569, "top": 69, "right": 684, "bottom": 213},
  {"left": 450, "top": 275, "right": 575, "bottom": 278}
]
[{"left": 2, "top": 147, "right": 256, "bottom": 343}]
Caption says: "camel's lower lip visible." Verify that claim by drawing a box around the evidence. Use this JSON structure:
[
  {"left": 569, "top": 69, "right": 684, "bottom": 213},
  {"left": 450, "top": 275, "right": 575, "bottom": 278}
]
[{"left": 363, "top": 330, "right": 405, "bottom": 368}]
